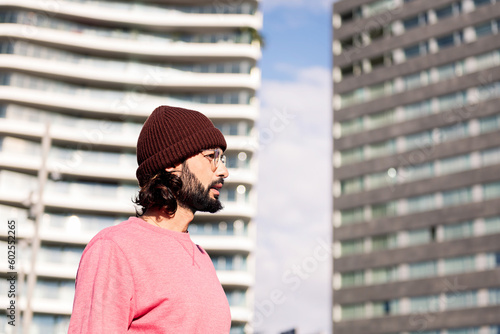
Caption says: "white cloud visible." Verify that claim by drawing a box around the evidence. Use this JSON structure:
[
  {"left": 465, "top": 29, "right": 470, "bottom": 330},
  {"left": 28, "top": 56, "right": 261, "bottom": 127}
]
[{"left": 254, "top": 66, "right": 332, "bottom": 333}]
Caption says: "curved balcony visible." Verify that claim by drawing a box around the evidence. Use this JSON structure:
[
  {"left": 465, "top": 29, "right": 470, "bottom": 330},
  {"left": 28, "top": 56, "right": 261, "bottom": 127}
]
[
  {"left": 230, "top": 306, "right": 253, "bottom": 324},
  {"left": 226, "top": 169, "right": 257, "bottom": 185},
  {"left": 0, "top": 146, "right": 256, "bottom": 186},
  {"left": 217, "top": 270, "right": 254, "bottom": 288},
  {"left": 0, "top": 170, "right": 255, "bottom": 218},
  {"left": 0, "top": 86, "right": 259, "bottom": 122},
  {"left": 0, "top": 117, "right": 138, "bottom": 150},
  {"left": 2, "top": 0, "right": 263, "bottom": 32},
  {"left": 0, "top": 24, "right": 262, "bottom": 61},
  {"left": 0, "top": 153, "right": 137, "bottom": 183},
  {"left": 0, "top": 54, "right": 261, "bottom": 92},
  {"left": 44, "top": 192, "right": 136, "bottom": 216},
  {"left": 191, "top": 235, "right": 254, "bottom": 253}
]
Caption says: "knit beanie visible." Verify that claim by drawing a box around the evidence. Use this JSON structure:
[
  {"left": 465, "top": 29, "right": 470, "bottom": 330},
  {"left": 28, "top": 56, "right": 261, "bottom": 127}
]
[{"left": 136, "top": 105, "right": 227, "bottom": 187}]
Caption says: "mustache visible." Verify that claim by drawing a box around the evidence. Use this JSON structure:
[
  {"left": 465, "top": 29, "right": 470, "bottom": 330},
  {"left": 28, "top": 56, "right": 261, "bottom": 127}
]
[{"left": 209, "top": 178, "right": 224, "bottom": 188}]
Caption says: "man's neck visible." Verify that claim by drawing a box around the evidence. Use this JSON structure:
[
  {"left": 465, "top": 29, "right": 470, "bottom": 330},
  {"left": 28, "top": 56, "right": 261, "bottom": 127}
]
[{"left": 141, "top": 207, "right": 194, "bottom": 233}]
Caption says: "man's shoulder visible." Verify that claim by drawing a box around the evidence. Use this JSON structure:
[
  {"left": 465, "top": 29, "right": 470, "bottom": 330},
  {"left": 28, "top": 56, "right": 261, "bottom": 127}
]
[{"left": 88, "top": 217, "right": 142, "bottom": 247}]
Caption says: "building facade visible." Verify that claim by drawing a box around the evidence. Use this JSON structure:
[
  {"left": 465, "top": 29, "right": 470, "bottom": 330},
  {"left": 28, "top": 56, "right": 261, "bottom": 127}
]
[
  {"left": 332, "top": 0, "right": 500, "bottom": 333},
  {"left": 0, "top": 1, "right": 262, "bottom": 333}
]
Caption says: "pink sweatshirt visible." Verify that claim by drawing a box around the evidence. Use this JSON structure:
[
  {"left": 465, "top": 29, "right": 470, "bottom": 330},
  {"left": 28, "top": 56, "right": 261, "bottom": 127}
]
[{"left": 68, "top": 217, "right": 231, "bottom": 333}]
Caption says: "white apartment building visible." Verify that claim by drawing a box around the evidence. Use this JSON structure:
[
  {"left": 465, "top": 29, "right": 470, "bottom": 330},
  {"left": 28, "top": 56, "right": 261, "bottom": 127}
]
[{"left": 0, "top": 1, "right": 262, "bottom": 333}]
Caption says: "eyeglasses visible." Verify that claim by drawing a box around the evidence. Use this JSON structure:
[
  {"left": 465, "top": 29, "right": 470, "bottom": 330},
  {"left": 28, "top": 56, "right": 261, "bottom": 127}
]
[{"left": 201, "top": 148, "right": 226, "bottom": 170}]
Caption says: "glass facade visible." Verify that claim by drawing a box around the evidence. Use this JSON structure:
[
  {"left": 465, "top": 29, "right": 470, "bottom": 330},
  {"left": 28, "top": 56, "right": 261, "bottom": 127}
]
[{"left": 333, "top": 1, "right": 500, "bottom": 331}]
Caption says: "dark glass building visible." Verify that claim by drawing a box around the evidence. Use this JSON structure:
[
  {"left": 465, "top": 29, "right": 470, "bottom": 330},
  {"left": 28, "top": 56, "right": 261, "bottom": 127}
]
[{"left": 332, "top": 0, "right": 500, "bottom": 333}]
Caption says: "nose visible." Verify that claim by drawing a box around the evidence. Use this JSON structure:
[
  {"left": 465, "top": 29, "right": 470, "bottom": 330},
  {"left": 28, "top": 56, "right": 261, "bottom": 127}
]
[{"left": 216, "top": 162, "right": 229, "bottom": 179}]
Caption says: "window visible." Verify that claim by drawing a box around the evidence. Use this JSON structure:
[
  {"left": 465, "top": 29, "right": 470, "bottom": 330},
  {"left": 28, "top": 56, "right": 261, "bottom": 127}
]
[
  {"left": 370, "top": 54, "right": 392, "bottom": 70},
  {"left": 448, "top": 328, "right": 480, "bottom": 334},
  {"left": 369, "top": 26, "right": 390, "bottom": 41},
  {"left": 474, "top": 0, "right": 493, "bottom": 7},
  {"left": 403, "top": 13, "right": 428, "bottom": 31},
  {"left": 408, "top": 228, "right": 432, "bottom": 246},
  {"left": 481, "top": 147, "right": 500, "bottom": 166},
  {"left": 477, "top": 82, "right": 500, "bottom": 102},
  {"left": 341, "top": 34, "right": 362, "bottom": 51},
  {"left": 476, "top": 50, "right": 500, "bottom": 70},
  {"left": 443, "top": 256, "right": 475, "bottom": 274},
  {"left": 440, "top": 154, "right": 470, "bottom": 175},
  {"left": 438, "top": 91, "right": 466, "bottom": 111},
  {"left": 440, "top": 121, "right": 469, "bottom": 143},
  {"left": 212, "top": 255, "right": 247, "bottom": 271},
  {"left": 38, "top": 245, "right": 84, "bottom": 265},
  {"left": 340, "top": 7, "right": 362, "bottom": 24},
  {"left": 32, "top": 315, "right": 70, "bottom": 334},
  {"left": 484, "top": 182, "right": 500, "bottom": 200},
  {"left": 366, "top": 172, "right": 395, "bottom": 190},
  {"left": 484, "top": 216, "right": 500, "bottom": 235},
  {"left": 45, "top": 213, "right": 119, "bottom": 234},
  {"left": 409, "top": 261, "right": 437, "bottom": 279},
  {"left": 341, "top": 271, "right": 365, "bottom": 287},
  {"left": 404, "top": 100, "right": 432, "bottom": 120},
  {"left": 446, "top": 290, "right": 477, "bottom": 310},
  {"left": 341, "top": 88, "right": 365, "bottom": 108},
  {"left": 407, "top": 194, "right": 436, "bottom": 213},
  {"left": 442, "top": 187, "right": 472, "bottom": 207},
  {"left": 475, "top": 21, "right": 494, "bottom": 38},
  {"left": 372, "top": 299, "right": 399, "bottom": 317},
  {"left": 341, "top": 303, "right": 365, "bottom": 320},
  {"left": 341, "top": 207, "right": 365, "bottom": 225},
  {"left": 404, "top": 41, "right": 428, "bottom": 59},
  {"left": 404, "top": 72, "right": 424, "bottom": 90},
  {"left": 340, "top": 147, "right": 364, "bottom": 165},
  {"left": 368, "top": 109, "right": 395, "bottom": 128},
  {"left": 341, "top": 64, "right": 357, "bottom": 78},
  {"left": 443, "top": 221, "right": 474, "bottom": 240},
  {"left": 405, "top": 131, "right": 433, "bottom": 151},
  {"left": 403, "top": 162, "right": 434, "bottom": 182},
  {"left": 365, "top": 0, "right": 395, "bottom": 17},
  {"left": 437, "top": 62, "right": 460, "bottom": 81},
  {"left": 371, "top": 201, "right": 397, "bottom": 219},
  {"left": 368, "top": 139, "right": 395, "bottom": 158},
  {"left": 340, "top": 117, "right": 364, "bottom": 136},
  {"left": 485, "top": 252, "right": 500, "bottom": 269},
  {"left": 226, "top": 290, "right": 246, "bottom": 307},
  {"left": 230, "top": 326, "right": 245, "bottom": 334},
  {"left": 341, "top": 177, "right": 364, "bottom": 194},
  {"left": 491, "top": 325, "right": 500, "bottom": 334},
  {"left": 341, "top": 238, "right": 365, "bottom": 256},
  {"left": 435, "top": 2, "right": 462, "bottom": 20},
  {"left": 410, "top": 295, "right": 439, "bottom": 313},
  {"left": 220, "top": 187, "right": 237, "bottom": 202},
  {"left": 490, "top": 288, "right": 500, "bottom": 305},
  {"left": 372, "top": 234, "right": 398, "bottom": 251},
  {"left": 436, "top": 33, "right": 456, "bottom": 49},
  {"left": 479, "top": 114, "right": 500, "bottom": 133},
  {"left": 372, "top": 266, "right": 398, "bottom": 284},
  {"left": 369, "top": 82, "right": 390, "bottom": 99}
]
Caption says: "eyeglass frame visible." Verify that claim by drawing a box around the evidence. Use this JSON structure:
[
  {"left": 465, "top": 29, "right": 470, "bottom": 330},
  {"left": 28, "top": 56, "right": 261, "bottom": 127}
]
[{"left": 200, "top": 148, "right": 226, "bottom": 170}]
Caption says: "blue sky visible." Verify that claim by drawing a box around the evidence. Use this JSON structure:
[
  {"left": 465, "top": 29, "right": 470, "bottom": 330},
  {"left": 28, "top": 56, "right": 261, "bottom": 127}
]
[{"left": 254, "top": 1, "right": 337, "bottom": 333}]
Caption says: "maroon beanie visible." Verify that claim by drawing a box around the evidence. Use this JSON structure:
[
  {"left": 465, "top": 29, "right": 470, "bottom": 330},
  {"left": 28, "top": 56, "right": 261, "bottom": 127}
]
[{"left": 136, "top": 105, "right": 226, "bottom": 187}]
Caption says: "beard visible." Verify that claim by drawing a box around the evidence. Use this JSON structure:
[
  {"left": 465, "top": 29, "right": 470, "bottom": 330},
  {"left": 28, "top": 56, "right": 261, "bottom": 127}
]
[{"left": 176, "top": 163, "right": 224, "bottom": 213}]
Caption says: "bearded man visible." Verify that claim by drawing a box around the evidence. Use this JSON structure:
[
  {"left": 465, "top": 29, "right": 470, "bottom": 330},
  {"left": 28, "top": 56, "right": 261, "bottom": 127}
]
[{"left": 68, "top": 106, "right": 231, "bottom": 333}]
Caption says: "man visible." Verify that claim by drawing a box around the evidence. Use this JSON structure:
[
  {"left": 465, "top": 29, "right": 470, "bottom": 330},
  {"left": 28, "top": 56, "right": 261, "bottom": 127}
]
[{"left": 68, "top": 106, "right": 232, "bottom": 333}]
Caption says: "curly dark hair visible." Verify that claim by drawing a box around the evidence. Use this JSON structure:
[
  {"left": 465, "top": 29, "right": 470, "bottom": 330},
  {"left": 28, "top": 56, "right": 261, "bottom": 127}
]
[{"left": 133, "top": 169, "right": 182, "bottom": 218}]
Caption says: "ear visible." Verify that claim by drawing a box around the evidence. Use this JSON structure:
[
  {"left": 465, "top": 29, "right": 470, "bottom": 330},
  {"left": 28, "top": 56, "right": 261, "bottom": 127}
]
[{"left": 166, "top": 162, "right": 183, "bottom": 173}]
